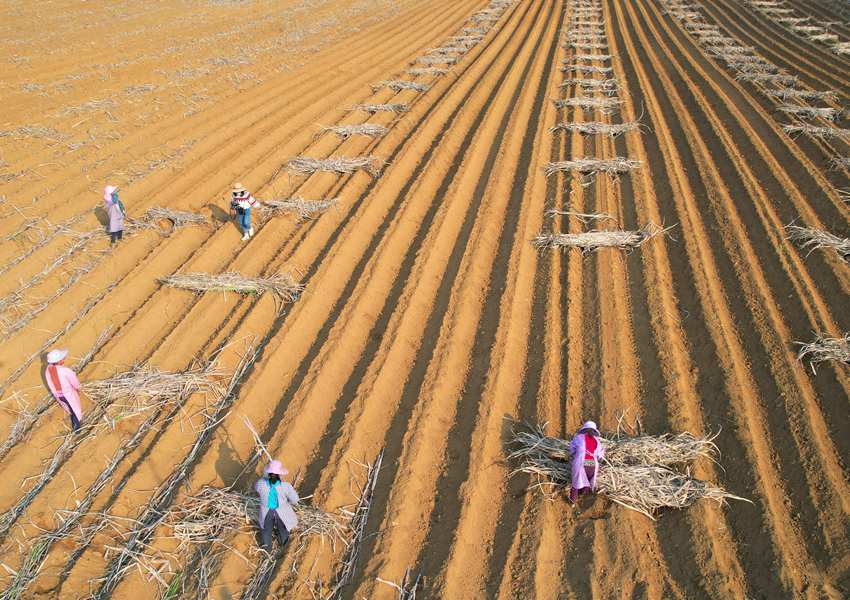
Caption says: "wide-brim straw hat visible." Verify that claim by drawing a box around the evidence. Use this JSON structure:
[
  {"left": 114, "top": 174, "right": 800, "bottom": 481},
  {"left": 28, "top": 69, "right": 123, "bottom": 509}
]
[
  {"left": 578, "top": 420, "right": 600, "bottom": 436},
  {"left": 232, "top": 182, "right": 247, "bottom": 195},
  {"left": 46, "top": 349, "right": 68, "bottom": 364},
  {"left": 264, "top": 459, "right": 289, "bottom": 477}
]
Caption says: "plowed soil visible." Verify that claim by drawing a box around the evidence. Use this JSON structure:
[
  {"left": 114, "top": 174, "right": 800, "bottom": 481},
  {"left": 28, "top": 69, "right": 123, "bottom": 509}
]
[{"left": 0, "top": 0, "right": 847, "bottom": 598}]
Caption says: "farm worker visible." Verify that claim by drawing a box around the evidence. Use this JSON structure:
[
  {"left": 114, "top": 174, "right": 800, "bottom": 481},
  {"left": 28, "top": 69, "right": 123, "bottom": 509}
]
[
  {"left": 569, "top": 420, "right": 604, "bottom": 504},
  {"left": 103, "top": 184, "right": 125, "bottom": 244},
  {"left": 255, "top": 459, "right": 299, "bottom": 552},
  {"left": 44, "top": 349, "right": 83, "bottom": 432},
  {"left": 230, "top": 182, "right": 258, "bottom": 241}
]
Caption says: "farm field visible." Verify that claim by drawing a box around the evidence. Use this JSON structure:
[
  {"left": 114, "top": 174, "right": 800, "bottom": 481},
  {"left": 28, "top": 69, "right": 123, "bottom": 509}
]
[{"left": 0, "top": 0, "right": 848, "bottom": 598}]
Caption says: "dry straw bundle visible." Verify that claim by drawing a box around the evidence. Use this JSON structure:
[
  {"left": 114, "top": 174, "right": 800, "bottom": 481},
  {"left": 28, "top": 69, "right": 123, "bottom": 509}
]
[
  {"left": 834, "top": 42, "right": 850, "bottom": 55},
  {"left": 785, "top": 224, "right": 850, "bottom": 260},
  {"left": 165, "top": 486, "right": 345, "bottom": 549},
  {"left": 767, "top": 88, "right": 838, "bottom": 102},
  {"left": 509, "top": 425, "right": 748, "bottom": 519},
  {"left": 160, "top": 272, "right": 304, "bottom": 302},
  {"left": 778, "top": 105, "right": 840, "bottom": 121},
  {"left": 348, "top": 103, "right": 410, "bottom": 114},
  {"left": 796, "top": 333, "right": 850, "bottom": 373},
  {"left": 532, "top": 223, "right": 669, "bottom": 253},
  {"left": 549, "top": 121, "right": 640, "bottom": 137},
  {"left": 553, "top": 96, "right": 623, "bottom": 114},
  {"left": 407, "top": 67, "right": 450, "bottom": 76},
  {"left": 572, "top": 53, "right": 613, "bottom": 61},
  {"left": 810, "top": 33, "right": 839, "bottom": 43},
  {"left": 544, "top": 156, "right": 641, "bottom": 181},
  {"left": 565, "top": 42, "right": 609, "bottom": 50},
  {"left": 736, "top": 72, "right": 798, "bottom": 85},
  {"left": 783, "top": 124, "right": 850, "bottom": 139},
  {"left": 560, "top": 78, "right": 619, "bottom": 95},
  {"left": 416, "top": 54, "right": 458, "bottom": 65},
  {"left": 261, "top": 197, "right": 337, "bottom": 220},
  {"left": 428, "top": 46, "right": 468, "bottom": 55},
  {"left": 320, "top": 123, "right": 388, "bottom": 140},
  {"left": 371, "top": 80, "right": 430, "bottom": 92},
  {"left": 830, "top": 157, "right": 850, "bottom": 170},
  {"left": 287, "top": 155, "right": 384, "bottom": 177},
  {"left": 561, "top": 64, "right": 614, "bottom": 75}
]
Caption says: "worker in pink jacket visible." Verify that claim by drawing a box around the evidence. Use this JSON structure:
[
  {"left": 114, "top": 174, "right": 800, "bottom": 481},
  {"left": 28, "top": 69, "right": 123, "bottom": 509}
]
[
  {"left": 44, "top": 349, "right": 83, "bottom": 432},
  {"left": 569, "top": 420, "right": 604, "bottom": 504},
  {"left": 254, "top": 459, "right": 299, "bottom": 551}
]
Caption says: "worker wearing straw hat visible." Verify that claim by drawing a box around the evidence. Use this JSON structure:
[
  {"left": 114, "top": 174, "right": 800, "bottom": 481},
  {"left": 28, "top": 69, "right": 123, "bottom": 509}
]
[
  {"left": 255, "top": 459, "right": 299, "bottom": 551},
  {"left": 569, "top": 420, "right": 604, "bottom": 504},
  {"left": 44, "top": 349, "right": 83, "bottom": 432},
  {"left": 103, "top": 184, "right": 125, "bottom": 245},
  {"left": 230, "top": 182, "right": 259, "bottom": 241}
]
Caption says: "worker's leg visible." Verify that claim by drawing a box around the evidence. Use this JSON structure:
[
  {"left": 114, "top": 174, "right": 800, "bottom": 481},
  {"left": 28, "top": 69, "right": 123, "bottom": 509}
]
[
  {"left": 69, "top": 410, "right": 81, "bottom": 431},
  {"left": 261, "top": 512, "right": 276, "bottom": 550},
  {"left": 274, "top": 513, "right": 290, "bottom": 547},
  {"left": 110, "top": 231, "right": 118, "bottom": 244}
]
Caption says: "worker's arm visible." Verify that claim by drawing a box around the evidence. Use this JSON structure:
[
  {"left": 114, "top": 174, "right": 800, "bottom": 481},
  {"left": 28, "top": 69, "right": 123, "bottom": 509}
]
[
  {"left": 283, "top": 482, "right": 299, "bottom": 505},
  {"left": 66, "top": 368, "right": 82, "bottom": 390}
]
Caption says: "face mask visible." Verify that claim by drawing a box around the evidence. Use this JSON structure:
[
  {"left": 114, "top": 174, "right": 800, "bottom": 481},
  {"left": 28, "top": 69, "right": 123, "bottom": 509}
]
[{"left": 268, "top": 474, "right": 281, "bottom": 484}]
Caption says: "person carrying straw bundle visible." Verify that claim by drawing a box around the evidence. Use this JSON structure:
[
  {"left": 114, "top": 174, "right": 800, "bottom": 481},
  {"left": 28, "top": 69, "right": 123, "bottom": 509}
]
[
  {"left": 569, "top": 420, "right": 604, "bottom": 504},
  {"left": 255, "top": 459, "right": 299, "bottom": 551},
  {"left": 103, "top": 184, "right": 125, "bottom": 244},
  {"left": 44, "top": 349, "right": 83, "bottom": 432},
  {"left": 230, "top": 182, "right": 259, "bottom": 241}
]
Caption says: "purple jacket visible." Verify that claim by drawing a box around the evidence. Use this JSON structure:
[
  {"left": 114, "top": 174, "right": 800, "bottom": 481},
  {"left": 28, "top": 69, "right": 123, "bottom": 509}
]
[{"left": 103, "top": 185, "right": 124, "bottom": 232}]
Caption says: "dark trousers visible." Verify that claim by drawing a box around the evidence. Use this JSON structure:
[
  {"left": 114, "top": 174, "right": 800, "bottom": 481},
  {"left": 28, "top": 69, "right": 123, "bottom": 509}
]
[
  {"left": 570, "top": 465, "right": 596, "bottom": 503},
  {"left": 261, "top": 511, "right": 289, "bottom": 551},
  {"left": 57, "top": 397, "right": 80, "bottom": 431},
  {"left": 110, "top": 230, "right": 123, "bottom": 244}
]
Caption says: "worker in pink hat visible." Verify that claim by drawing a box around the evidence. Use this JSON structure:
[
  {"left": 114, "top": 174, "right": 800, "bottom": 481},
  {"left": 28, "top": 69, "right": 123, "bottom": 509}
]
[
  {"left": 569, "top": 420, "right": 604, "bottom": 504},
  {"left": 254, "top": 459, "right": 299, "bottom": 551},
  {"left": 44, "top": 349, "right": 83, "bottom": 432},
  {"left": 103, "top": 184, "right": 125, "bottom": 245}
]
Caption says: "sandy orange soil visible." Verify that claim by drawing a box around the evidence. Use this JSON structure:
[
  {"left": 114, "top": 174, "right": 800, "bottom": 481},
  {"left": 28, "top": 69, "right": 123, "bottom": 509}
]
[{"left": 0, "top": 0, "right": 848, "bottom": 598}]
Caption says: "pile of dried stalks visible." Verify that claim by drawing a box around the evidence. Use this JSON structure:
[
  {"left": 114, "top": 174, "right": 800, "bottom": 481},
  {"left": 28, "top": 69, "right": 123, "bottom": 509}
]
[
  {"left": 533, "top": 223, "right": 669, "bottom": 253},
  {"left": 572, "top": 53, "right": 613, "bottom": 61},
  {"left": 560, "top": 78, "right": 619, "bottom": 95},
  {"left": 796, "top": 333, "right": 850, "bottom": 372},
  {"left": 785, "top": 224, "right": 850, "bottom": 260},
  {"left": 348, "top": 103, "right": 410, "bottom": 114},
  {"left": 778, "top": 105, "right": 839, "bottom": 121},
  {"left": 165, "top": 486, "right": 345, "bottom": 549},
  {"left": 834, "top": 42, "right": 850, "bottom": 55},
  {"left": 561, "top": 64, "right": 614, "bottom": 74},
  {"left": 735, "top": 72, "right": 798, "bottom": 85},
  {"left": 320, "top": 123, "right": 388, "bottom": 139},
  {"left": 261, "top": 197, "right": 337, "bottom": 220},
  {"left": 553, "top": 96, "right": 623, "bottom": 114},
  {"left": 549, "top": 121, "right": 639, "bottom": 137},
  {"left": 509, "top": 424, "right": 748, "bottom": 519},
  {"left": 415, "top": 55, "right": 458, "bottom": 65},
  {"left": 371, "top": 80, "right": 430, "bottom": 92},
  {"left": 783, "top": 124, "right": 850, "bottom": 139},
  {"left": 287, "top": 155, "right": 384, "bottom": 177},
  {"left": 544, "top": 156, "right": 641, "bottom": 181},
  {"left": 830, "top": 157, "right": 850, "bottom": 170},
  {"left": 160, "top": 272, "right": 304, "bottom": 302},
  {"left": 767, "top": 88, "right": 838, "bottom": 102},
  {"left": 407, "top": 67, "right": 450, "bottom": 76}
]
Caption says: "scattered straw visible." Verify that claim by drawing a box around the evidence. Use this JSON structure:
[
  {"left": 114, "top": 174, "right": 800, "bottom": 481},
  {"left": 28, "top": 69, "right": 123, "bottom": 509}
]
[
  {"left": 544, "top": 156, "right": 641, "bottom": 181},
  {"left": 348, "top": 103, "right": 409, "bottom": 114},
  {"left": 320, "top": 124, "right": 388, "bottom": 139},
  {"left": 415, "top": 55, "right": 458, "bottom": 65},
  {"left": 287, "top": 155, "right": 384, "bottom": 177},
  {"left": 552, "top": 96, "right": 623, "bottom": 114},
  {"left": 407, "top": 67, "right": 450, "bottom": 76},
  {"left": 545, "top": 209, "right": 615, "bottom": 224},
  {"left": 778, "top": 105, "right": 840, "bottom": 121},
  {"left": 766, "top": 88, "right": 838, "bottom": 102},
  {"left": 532, "top": 223, "right": 670, "bottom": 253},
  {"left": 796, "top": 333, "right": 850, "bottom": 373},
  {"left": 549, "top": 121, "right": 640, "bottom": 137},
  {"left": 371, "top": 80, "right": 430, "bottom": 92},
  {"left": 160, "top": 272, "right": 303, "bottom": 302},
  {"left": 785, "top": 224, "right": 850, "bottom": 260},
  {"left": 261, "top": 197, "right": 337, "bottom": 221},
  {"left": 783, "top": 124, "right": 850, "bottom": 139}
]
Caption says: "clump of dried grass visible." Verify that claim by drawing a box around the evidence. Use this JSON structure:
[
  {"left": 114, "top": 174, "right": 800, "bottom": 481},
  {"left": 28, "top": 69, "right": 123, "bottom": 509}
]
[
  {"left": 830, "top": 157, "right": 850, "bottom": 170},
  {"left": 428, "top": 46, "right": 468, "bottom": 55},
  {"left": 561, "top": 64, "right": 614, "bottom": 74},
  {"left": 261, "top": 197, "right": 337, "bottom": 221},
  {"left": 407, "top": 67, "right": 450, "bottom": 76},
  {"left": 572, "top": 53, "right": 613, "bottom": 61},
  {"left": 348, "top": 103, "right": 410, "bottom": 114},
  {"left": 544, "top": 156, "right": 641, "bottom": 180},
  {"left": 132, "top": 207, "right": 206, "bottom": 231},
  {"left": 549, "top": 121, "right": 640, "bottom": 137},
  {"left": 371, "top": 80, "right": 430, "bottom": 92},
  {"left": 796, "top": 333, "right": 850, "bottom": 373},
  {"left": 552, "top": 96, "right": 623, "bottom": 114},
  {"left": 783, "top": 124, "right": 850, "bottom": 139},
  {"left": 287, "top": 155, "right": 384, "bottom": 177},
  {"left": 778, "top": 104, "right": 840, "bottom": 121},
  {"left": 834, "top": 42, "right": 850, "bottom": 55},
  {"left": 416, "top": 55, "right": 458, "bottom": 65},
  {"left": 160, "top": 272, "right": 303, "bottom": 302},
  {"left": 767, "top": 88, "right": 838, "bottom": 102},
  {"left": 565, "top": 42, "right": 608, "bottom": 50},
  {"left": 735, "top": 72, "right": 798, "bottom": 85},
  {"left": 560, "top": 78, "right": 619, "bottom": 95},
  {"left": 320, "top": 124, "right": 388, "bottom": 139},
  {"left": 810, "top": 33, "right": 839, "bottom": 43},
  {"left": 785, "top": 224, "right": 850, "bottom": 260},
  {"left": 532, "top": 223, "right": 670, "bottom": 253},
  {"left": 508, "top": 425, "right": 748, "bottom": 519}
]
